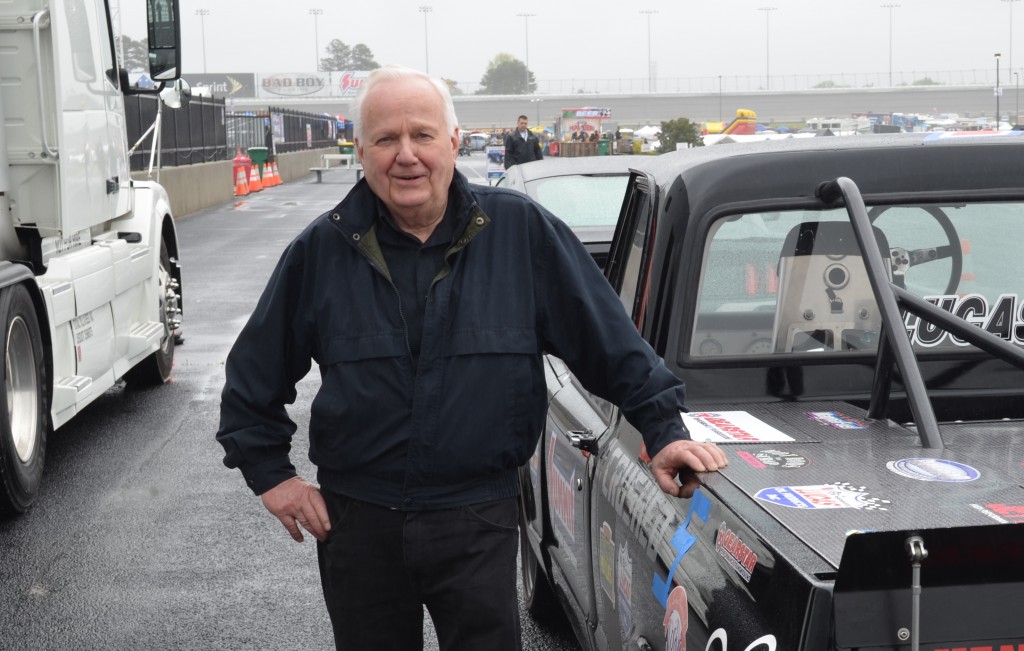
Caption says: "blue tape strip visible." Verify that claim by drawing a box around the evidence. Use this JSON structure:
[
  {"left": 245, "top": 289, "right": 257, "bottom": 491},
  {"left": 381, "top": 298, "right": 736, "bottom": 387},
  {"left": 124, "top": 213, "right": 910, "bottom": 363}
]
[{"left": 652, "top": 489, "right": 711, "bottom": 607}]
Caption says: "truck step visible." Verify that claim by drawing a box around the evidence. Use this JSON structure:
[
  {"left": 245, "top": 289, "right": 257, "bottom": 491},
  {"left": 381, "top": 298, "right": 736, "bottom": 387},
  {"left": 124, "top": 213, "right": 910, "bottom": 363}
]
[{"left": 127, "top": 321, "right": 164, "bottom": 357}]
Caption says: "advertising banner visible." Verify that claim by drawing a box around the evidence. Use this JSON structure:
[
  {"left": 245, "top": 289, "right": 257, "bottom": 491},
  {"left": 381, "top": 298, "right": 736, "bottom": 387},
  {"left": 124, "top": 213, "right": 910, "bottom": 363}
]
[
  {"left": 257, "top": 73, "right": 334, "bottom": 99},
  {"left": 255, "top": 71, "right": 375, "bottom": 99},
  {"left": 561, "top": 107, "right": 612, "bottom": 137},
  {"left": 486, "top": 146, "right": 506, "bottom": 181},
  {"left": 187, "top": 73, "right": 256, "bottom": 98},
  {"left": 271, "top": 112, "right": 285, "bottom": 144},
  {"left": 332, "top": 71, "right": 371, "bottom": 97}
]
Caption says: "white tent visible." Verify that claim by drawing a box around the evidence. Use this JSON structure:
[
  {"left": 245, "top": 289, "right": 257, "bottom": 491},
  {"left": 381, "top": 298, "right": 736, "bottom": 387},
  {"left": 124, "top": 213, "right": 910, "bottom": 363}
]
[{"left": 635, "top": 125, "right": 662, "bottom": 140}]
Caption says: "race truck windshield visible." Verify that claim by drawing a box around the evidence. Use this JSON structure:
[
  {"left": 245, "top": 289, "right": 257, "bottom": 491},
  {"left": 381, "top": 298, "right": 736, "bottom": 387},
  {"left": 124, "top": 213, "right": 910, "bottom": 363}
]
[{"left": 690, "top": 201, "right": 1024, "bottom": 357}]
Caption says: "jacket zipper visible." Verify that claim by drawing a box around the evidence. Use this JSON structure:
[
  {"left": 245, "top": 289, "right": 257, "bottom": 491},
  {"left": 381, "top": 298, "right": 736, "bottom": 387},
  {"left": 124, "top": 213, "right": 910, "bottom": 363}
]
[{"left": 365, "top": 257, "right": 414, "bottom": 361}]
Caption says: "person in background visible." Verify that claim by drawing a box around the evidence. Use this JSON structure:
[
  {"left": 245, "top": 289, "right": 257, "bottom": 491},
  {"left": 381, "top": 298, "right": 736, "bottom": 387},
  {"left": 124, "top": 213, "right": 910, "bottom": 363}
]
[
  {"left": 216, "top": 64, "right": 726, "bottom": 651},
  {"left": 503, "top": 114, "right": 543, "bottom": 169}
]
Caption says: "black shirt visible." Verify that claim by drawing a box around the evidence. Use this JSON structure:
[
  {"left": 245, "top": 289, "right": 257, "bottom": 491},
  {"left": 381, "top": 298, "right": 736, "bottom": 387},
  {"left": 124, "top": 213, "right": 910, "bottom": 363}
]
[{"left": 375, "top": 197, "right": 456, "bottom": 367}]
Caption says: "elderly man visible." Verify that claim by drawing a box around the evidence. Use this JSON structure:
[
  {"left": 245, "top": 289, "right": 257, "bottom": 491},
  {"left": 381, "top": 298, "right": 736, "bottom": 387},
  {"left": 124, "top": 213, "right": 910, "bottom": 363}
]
[
  {"left": 503, "top": 114, "right": 543, "bottom": 169},
  {"left": 216, "top": 65, "right": 726, "bottom": 650}
]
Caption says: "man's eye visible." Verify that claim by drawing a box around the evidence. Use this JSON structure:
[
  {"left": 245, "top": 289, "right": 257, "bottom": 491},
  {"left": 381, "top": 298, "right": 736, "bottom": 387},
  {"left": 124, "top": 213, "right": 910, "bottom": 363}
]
[{"left": 417, "top": 133, "right": 433, "bottom": 140}]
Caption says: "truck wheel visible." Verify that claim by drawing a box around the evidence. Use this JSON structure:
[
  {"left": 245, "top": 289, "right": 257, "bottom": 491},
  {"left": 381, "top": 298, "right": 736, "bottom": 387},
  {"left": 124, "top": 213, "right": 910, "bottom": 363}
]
[
  {"left": 0, "top": 284, "right": 47, "bottom": 515},
  {"left": 125, "top": 238, "right": 177, "bottom": 388},
  {"left": 519, "top": 497, "right": 559, "bottom": 618}
]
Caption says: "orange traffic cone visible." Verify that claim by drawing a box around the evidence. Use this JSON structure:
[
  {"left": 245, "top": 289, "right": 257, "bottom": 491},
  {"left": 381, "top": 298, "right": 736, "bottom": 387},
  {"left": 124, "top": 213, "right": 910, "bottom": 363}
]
[
  {"left": 265, "top": 161, "right": 280, "bottom": 187},
  {"left": 234, "top": 166, "right": 249, "bottom": 196},
  {"left": 248, "top": 164, "right": 263, "bottom": 192},
  {"left": 271, "top": 161, "right": 283, "bottom": 186}
]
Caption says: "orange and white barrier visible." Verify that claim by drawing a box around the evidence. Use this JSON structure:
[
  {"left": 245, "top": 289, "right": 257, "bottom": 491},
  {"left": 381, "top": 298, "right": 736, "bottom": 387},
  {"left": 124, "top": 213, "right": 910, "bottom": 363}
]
[
  {"left": 234, "top": 166, "right": 249, "bottom": 196},
  {"left": 248, "top": 164, "right": 263, "bottom": 192}
]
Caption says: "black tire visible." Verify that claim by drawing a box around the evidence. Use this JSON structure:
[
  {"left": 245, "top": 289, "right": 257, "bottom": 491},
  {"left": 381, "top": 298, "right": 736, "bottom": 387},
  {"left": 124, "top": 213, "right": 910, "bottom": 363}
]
[
  {"left": 0, "top": 284, "right": 47, "bottom": 515},
  {"left": 125, "top": 238, "right": 177, "bottom": 388},
  {"left": 519, "top": 495, "right": 559, "bottom": 619}
]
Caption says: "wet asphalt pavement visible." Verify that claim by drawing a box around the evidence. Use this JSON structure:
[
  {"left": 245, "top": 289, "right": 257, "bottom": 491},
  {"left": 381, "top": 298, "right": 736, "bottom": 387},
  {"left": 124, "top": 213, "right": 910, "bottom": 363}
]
[{"left": 0, "top": 154, "right": 579, "bottom": 650}]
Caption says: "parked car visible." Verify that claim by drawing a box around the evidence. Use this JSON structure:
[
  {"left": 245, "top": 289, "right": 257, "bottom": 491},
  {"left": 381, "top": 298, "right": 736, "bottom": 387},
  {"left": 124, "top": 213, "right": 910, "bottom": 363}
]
[
  {"left": 468, "top": 132, "right": 490, "bottom": 151},
  {"left": 520, "top": 132, "right": 1024, "bottom": 651},
  {"left": 496, "top": 156, "right": 646, "bottom": 267}
]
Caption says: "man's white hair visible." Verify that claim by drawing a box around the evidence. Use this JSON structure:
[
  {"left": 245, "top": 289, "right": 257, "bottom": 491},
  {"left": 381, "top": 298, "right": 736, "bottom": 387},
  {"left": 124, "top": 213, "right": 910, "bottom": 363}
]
[{"left": 351, "top": 65, "right": 459, "bottom": 141}]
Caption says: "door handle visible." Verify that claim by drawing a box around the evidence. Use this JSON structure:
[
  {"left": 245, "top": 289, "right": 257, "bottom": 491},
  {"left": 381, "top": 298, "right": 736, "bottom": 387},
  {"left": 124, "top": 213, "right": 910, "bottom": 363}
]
[{"left": 562, "top": 429, "right": 598, "bottom": 454}]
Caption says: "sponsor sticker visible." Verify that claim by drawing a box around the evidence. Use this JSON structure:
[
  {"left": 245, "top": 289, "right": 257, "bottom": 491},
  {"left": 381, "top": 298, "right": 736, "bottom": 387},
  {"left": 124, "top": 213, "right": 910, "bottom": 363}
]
[
  {"left": 706, "top": 628, "right": 778, "bottom": 650},
  {"left": 599, "top": 522, "right": 615, "bottom": 605},
  {"left": 903, "top": 293, "right": 1024, "bottom": 347},
  {"left": 886, "top": 458, "right": 980, "bottom": 483},
  {"left": 755, "top": 483, "right": 891, "bottom": 510},
  {"left": 970, "top": 503, "right": 1024, "bottom": 523},
  {"left": 807, "top": 411, "right": 866, "bottom": 429},
  {"left": 683, "top": 412, "right": 795, "bottom": 443},
  {"left": 616, "top": 543, "right": 633, "bottom": 635},
  {"left": 547, "top": 431, "right": 576, "bottom": 541},
  {"left": 736, "top": 450, "right": 767, "bottom": 469},
  {"left": 663, "top": 586, "right": 688, "bottom": 651},
  {"left": 716, "top": 522, "right": 757, "bottom": 582},
  {"left": 736, "top": 449, "right": 809, "bottom": 469}
]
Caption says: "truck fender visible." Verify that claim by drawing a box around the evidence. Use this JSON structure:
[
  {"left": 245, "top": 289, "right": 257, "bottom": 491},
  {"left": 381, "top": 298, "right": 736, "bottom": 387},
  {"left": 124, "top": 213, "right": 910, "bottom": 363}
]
[
  {"left": 116, "top": 181, "right": 183, "bottom": 320},
  {"left": 0, "top": 261, "right": 53, "bottom": 405}
]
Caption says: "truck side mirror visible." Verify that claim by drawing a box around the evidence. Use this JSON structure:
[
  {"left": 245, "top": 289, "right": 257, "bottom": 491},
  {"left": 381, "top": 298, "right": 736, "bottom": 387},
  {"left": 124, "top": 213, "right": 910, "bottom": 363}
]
[{"left": 147, "top": 0, "right": 181, "bottom": 82}]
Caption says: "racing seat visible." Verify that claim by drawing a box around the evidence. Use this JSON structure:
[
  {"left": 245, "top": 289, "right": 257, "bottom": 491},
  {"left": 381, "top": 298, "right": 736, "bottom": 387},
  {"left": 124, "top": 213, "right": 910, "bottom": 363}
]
[{"left": 772, "top": 222, "right": 891, "bottom": 353}]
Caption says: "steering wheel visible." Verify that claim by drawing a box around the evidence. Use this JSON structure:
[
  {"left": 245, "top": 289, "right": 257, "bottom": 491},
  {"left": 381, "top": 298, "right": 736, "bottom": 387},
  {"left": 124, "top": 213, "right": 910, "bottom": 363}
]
[{"left": 868, "top": 205, "right": 963, "bottom": 295}]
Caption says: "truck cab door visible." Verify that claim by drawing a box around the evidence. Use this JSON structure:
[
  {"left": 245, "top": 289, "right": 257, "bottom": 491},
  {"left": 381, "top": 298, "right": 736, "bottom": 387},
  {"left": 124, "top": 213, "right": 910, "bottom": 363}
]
[
  {"left": 590, "top": 171, "right": 671, "bottom": 649},
  {"left": 53, "top": 0, "right": 130, "bottom": 234},
  {"left": 545, "top": 355, "right": 615, "bottom": 646}
]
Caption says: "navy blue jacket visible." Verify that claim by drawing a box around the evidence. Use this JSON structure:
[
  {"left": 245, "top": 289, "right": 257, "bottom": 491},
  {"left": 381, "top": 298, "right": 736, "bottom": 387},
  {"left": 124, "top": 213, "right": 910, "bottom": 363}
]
[{"left": 216, "top": 170, "right": 688, "bottom": 510}]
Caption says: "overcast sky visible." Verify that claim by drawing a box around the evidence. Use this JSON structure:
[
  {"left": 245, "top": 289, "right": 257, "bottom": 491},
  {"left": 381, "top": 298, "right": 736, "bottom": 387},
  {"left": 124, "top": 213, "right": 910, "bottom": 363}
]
[{"left": 118, "top": 1, "right": 1022, "bottom": 87}]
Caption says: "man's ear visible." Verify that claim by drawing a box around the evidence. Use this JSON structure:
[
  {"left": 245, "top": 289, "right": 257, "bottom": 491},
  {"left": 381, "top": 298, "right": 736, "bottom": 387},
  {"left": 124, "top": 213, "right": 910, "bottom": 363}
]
[{"left": 450, "top": 128, "right": 460, "bottom": 160}]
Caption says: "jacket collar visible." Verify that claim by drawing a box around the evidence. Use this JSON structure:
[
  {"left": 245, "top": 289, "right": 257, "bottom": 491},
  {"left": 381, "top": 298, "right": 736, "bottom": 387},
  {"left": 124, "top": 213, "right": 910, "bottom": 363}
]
[{"left": 328, "top": 168, "right": 484, "bottom": 239}]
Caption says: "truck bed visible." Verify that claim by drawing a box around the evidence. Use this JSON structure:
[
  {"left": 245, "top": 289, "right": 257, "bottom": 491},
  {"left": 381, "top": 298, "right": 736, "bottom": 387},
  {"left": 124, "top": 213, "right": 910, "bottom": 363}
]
[{"left": 689, "top": 401, "right": 1024, "bottom": 567}]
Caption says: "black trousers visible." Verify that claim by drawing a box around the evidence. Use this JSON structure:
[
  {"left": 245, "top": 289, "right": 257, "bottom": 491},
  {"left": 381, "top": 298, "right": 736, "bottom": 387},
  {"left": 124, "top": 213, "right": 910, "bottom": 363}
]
[{"left": 317, "top": 491, "right": 522, "bottom": 650}]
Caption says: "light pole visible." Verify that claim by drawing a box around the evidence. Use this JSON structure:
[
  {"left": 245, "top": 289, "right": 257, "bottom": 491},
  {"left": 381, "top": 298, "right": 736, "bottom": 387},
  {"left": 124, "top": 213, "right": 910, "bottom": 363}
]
[
  {"left": 419, "top": 6, "right": 432, "bottom": 74},
  {"left": 309, "top": 9, "right": 322, "bottom": 72},
  {"left": 1016, "top": 71, "right": 1020, "bottom": 125},
  {"left": 1003, "top": 0, "right": 1020, "bottom": 82},
  {"left": 517, "top": 13, "right": 535, "bottom": 94},
  {"left": 195, "top": 8, "right": 209, "bottom": 74},
  {"left": 758, "top": 7, "right": 777, "bottom": 90},
  {"left": 530, "top": 98, "right": 543, "bottom": 125},
  {"left": 718, "top": 75, "right": 723, "bottom": 121},
  {"left": 639, "top": 10, "right": 657, "bottom": 93},
  {"left": 881, "top": 4, "right": 899, "bottom": 87},
  {"left": 996, "top": 52, "right": 1003, "bottom": 127}
]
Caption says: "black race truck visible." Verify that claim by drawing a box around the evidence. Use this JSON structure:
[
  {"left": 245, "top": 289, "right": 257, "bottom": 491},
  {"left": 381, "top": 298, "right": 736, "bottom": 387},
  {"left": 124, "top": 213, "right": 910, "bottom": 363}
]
[{"left": 520, "top": 133, "right": 1024, "bottom": 651}]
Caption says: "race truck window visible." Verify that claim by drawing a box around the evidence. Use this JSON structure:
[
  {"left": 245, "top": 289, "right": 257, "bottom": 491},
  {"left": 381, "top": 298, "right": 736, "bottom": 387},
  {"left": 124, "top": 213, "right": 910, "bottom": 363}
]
[{"left": 689, "top": 202, "right": 1024, "bottom": 357}]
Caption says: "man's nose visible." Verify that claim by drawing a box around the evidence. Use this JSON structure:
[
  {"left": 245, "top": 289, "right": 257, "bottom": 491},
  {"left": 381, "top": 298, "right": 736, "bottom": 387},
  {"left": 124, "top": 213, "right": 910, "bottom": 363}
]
[{"left": 395, "top": 136, "right": 418, "bottom": 162}]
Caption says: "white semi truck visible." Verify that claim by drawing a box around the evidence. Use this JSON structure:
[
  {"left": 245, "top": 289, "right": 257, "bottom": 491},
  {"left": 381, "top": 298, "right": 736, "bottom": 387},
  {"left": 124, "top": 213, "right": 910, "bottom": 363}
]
[{"left": 0, "top": 0, "right": 186, "bottom": 513}]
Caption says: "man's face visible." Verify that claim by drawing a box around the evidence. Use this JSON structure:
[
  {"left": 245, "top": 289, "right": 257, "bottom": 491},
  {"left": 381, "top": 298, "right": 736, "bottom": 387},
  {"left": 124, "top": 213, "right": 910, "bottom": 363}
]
[
  {"left": 355, "top": 77, "right": 458, "bottom": 224},
  {"left": 517, "top": 117, "right": 529, "bottom": 133}
]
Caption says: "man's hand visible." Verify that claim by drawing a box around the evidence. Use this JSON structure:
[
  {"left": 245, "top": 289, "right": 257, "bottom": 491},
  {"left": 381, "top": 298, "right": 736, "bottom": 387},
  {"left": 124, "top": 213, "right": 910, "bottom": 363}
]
[
  {"left": 260, "top": 476, "right": 332, "bottom": 543},
  {"left": 651, "top": 440, "right": 729, "bottom": 499}
]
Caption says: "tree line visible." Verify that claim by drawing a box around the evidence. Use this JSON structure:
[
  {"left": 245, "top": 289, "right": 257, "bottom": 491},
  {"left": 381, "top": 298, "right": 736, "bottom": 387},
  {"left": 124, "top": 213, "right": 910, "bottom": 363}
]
[{"left": 119, "top": 36, "right": 534, "bottom": 95}]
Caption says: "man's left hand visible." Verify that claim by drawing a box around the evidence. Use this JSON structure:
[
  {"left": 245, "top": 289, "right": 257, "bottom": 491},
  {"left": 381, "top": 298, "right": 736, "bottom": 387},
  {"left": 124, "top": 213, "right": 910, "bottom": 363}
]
[{"left": 651, "top": 440, "right": 728, "bottom": 498}]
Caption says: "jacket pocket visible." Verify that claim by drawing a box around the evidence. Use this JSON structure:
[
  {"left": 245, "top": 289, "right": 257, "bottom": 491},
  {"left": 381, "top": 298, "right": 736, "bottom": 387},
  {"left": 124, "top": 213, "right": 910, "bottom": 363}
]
[
  {"left": 310, "top": 332, "right": 412, "bottom": 472},
  {"left": 432, "top": 328, "right": 545, "bottom": 482}
]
